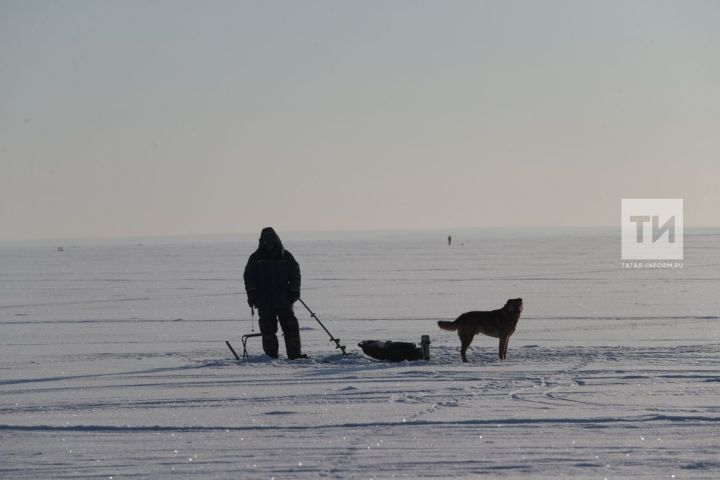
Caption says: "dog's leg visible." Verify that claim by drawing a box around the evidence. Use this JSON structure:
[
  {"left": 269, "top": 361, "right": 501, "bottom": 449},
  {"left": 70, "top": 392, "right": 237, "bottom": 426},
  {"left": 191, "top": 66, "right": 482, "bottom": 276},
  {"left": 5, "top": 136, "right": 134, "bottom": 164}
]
[
  {"left": 500, "top": 336, "right": 510, "bottom": 360},
  {"left": 498, "top": 336, "right": 508, "bottom": 360},
  {"left": 459, "top": 332, "right": 473, "bottom": 363}
]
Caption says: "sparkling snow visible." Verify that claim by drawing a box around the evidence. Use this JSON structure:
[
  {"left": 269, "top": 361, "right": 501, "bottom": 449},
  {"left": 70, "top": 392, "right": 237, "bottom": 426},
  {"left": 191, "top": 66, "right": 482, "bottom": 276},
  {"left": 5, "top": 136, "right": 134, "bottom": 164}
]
[{"left": 1, "top": 229, "right": 719, "bottom": 478}]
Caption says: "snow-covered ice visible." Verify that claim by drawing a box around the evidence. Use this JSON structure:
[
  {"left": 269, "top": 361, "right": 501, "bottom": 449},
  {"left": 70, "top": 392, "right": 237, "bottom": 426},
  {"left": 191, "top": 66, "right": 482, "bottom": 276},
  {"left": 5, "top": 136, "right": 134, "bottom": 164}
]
[{"left": 1, "top": 228, "right": 719, "bottom": 478}]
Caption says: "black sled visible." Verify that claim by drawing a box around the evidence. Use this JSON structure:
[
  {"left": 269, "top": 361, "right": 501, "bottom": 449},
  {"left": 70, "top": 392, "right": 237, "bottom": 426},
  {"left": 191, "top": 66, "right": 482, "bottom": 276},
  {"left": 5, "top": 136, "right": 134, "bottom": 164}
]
[{"left": 358, "top": 336, "right": 430, "bottom": 362}]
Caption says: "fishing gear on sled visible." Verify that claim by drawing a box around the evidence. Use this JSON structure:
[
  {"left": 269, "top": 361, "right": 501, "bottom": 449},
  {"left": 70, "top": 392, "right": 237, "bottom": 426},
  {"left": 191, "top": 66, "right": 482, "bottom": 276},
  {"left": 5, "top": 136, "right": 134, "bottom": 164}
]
[
  {"left": 226, "top": 295, "right": 432, "bottom": 362},
  {"left": 358, "top": 335, "right": 431, "bottom": 362}
]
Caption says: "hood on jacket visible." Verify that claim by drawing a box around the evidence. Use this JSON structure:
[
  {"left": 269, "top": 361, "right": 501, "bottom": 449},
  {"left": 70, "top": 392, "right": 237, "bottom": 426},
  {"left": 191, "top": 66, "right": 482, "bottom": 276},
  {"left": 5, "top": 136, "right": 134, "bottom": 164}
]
[{"left": 258, "top": 227, "right": 284, "bottom": 257}]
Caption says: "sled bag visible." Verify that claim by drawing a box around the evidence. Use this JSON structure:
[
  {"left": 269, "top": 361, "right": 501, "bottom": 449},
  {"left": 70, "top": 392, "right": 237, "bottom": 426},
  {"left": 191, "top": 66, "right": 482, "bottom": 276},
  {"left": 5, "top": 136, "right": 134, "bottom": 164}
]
[{"left": 358, "top": 340, "right": 422, "bottom": 362}]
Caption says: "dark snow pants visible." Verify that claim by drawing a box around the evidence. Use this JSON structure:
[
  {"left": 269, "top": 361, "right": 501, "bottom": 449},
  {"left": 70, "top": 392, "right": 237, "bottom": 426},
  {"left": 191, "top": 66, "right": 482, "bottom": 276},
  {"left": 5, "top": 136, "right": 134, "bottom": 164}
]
[{"left": 257, "top": 307, "right": 302, "bottom": 359}]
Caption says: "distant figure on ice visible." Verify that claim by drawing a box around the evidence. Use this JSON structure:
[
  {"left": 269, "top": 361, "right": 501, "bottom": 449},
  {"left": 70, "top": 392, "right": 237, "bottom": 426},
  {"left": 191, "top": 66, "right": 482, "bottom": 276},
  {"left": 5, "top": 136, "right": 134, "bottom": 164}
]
[
  {"left": 243, "top": 227, "right": 304, "bottom": 359},
  {"left": 448, "top": 235, "right": 452, "bottom": 246}
]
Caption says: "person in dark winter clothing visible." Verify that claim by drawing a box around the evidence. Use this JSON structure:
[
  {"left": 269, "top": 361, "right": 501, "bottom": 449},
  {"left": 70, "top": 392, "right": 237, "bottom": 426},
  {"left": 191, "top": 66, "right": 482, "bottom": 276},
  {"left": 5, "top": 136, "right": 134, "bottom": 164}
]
[{"left": 243, "top": 227, "right": 304, "bottom": 359}]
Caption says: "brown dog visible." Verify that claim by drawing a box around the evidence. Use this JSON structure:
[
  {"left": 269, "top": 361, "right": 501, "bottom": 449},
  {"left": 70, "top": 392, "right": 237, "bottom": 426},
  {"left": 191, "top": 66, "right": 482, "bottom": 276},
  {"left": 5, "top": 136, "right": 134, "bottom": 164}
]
[{"left": 438, "top": 298, "right": 523, "bottom": 362}]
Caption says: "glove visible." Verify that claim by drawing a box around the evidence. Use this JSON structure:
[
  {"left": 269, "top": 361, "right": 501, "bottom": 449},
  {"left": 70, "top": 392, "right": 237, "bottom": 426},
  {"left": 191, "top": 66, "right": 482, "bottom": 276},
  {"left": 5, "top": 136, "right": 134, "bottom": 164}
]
[
  {"left": 289, "top": 290, "right": 300, "bottom": 303},
  {"left": 246, "top": 291, "right": 257, "bottom": 308}
]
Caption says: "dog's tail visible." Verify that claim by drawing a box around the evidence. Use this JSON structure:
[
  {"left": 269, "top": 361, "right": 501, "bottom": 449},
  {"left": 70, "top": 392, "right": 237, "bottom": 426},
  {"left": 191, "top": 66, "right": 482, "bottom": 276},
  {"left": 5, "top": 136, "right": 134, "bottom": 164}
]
[{"left": 437, "top": 320, "right": 458, "bottom": 331}]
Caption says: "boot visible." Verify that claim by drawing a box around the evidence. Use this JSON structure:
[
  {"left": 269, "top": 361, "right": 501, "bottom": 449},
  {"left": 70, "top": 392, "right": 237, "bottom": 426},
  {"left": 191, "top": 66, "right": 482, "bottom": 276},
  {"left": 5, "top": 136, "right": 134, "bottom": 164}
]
[{"left": 284, "top": 331, "right": 303, "bottom": 359}]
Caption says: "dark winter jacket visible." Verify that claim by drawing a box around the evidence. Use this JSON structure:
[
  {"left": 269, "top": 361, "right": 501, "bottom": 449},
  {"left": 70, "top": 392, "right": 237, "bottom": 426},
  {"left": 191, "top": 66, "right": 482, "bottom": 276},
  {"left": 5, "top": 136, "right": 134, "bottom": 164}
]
[{"left": 244, "top": 228, "right": 301, "bottom": 310}]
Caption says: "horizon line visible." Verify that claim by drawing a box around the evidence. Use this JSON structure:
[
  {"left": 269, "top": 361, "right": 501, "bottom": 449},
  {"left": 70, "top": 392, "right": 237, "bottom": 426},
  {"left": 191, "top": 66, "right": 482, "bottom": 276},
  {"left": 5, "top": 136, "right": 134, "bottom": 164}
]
[{"left": 2, "top": 224, "right": 719, "bottom": 245}]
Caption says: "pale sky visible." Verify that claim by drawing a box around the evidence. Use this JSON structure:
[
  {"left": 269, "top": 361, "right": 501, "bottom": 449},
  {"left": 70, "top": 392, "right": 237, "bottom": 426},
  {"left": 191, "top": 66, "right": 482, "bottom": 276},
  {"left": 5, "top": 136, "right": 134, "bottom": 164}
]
[{"left": 1, "top": 0, "right": 718, "bottom": 240}]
